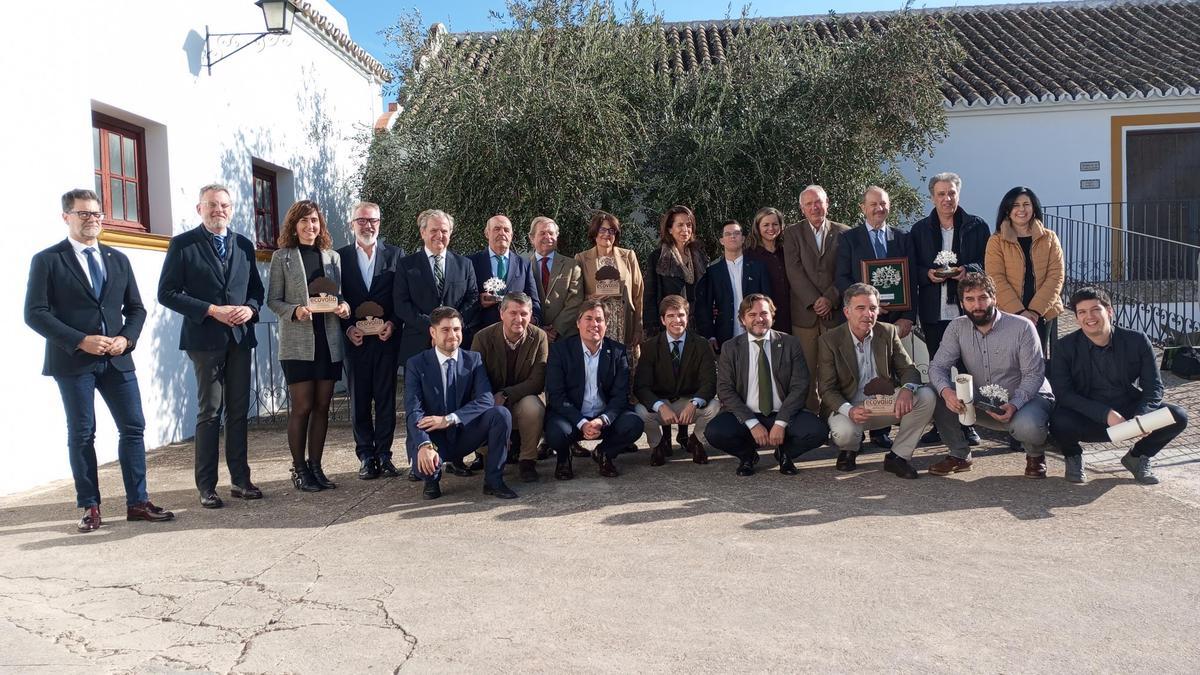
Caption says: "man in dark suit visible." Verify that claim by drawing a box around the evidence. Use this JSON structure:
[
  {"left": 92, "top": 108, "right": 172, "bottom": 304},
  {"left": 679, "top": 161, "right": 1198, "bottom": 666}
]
[
  {"left": 467, "top": 214, "right": 541, "bottom": 343},
  {"left": 544, "top": 299, "right": 644, "bottom": 479},
  {"left": 159, "top": 183, "right": 265, "bottom": 509},
  {"left": 25, "top": 188, "right": 174, "bottom": 531},
  {"left": 696, "top": 220, "right": 771, "bottom": 351},
  {"left": 526, "top": 216, "right": 582, "bottom": 343},
  {"left": 405, "top": 306, "right": 517, "bottom": 500},
  {"left": 471, "top": 292, "right": 549, "bottom": 482},
  {"left": 910, "top": 172, "right": 989, "bottom": 445},
  {"left": 394, "top": 209, "right": 479, "bottom": 366},
  {"left": 834, "top": 186, "right": 918, "bottom": 449},
  {"left": 634, "top": 294, "right": 718, "bottom": 466},
  {"left": 338, "top": 201, "right": 404, "bottom": 480},
  {"left": 1050, "top": 287, "right": 1188, "bottom": 484},
  {"left": 705, "top": 294, "right": 829, "bottom": 477}
]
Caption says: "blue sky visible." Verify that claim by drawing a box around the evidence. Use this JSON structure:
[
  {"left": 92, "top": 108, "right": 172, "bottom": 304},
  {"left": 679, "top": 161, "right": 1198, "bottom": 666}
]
[{"left": 329, "top": 0, "right": 1008, "bottom": 70}]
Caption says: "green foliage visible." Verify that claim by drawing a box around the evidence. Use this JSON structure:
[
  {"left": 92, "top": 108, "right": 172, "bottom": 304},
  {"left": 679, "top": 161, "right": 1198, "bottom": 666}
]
[{"left": 362, "top": 0, "right": 964, "bottom": 261}]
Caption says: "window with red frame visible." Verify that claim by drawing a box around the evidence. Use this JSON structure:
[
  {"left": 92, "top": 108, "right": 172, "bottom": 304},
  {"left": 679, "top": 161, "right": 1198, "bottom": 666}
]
[
  {"left": 92, "top": 112, "right": 149, "bottom": 232},
  {"left": 253, "top": 166, "right": 280, "bottom": 249}
]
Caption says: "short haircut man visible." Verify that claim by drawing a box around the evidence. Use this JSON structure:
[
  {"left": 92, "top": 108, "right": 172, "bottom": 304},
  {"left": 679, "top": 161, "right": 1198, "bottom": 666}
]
[
  {"left": 338, "top": 200, "right": 405, "bottom": 480},
  {"left": 817, "top": 283, "right": 935, "bottom": 478},
  {"left": 471, "top": 291, "right": 550, "bottom": 483},
  {"left": 634, "top": 294, "right": 719, "bottom": 466},
  {"left": 405, "top": 306, "right": 517, "bottom": 499},
  {"left": 704, "top": 294, "right": 830, "bottom": 477},
  {"left": 543, "top": 299, "right": 644, "bottom": 479},
  {"left": 467, "top": 214, "right": 542, "bottom": 344},
  {"left": 159, "top": 182, "right": 266, "bottom": 508},
  {"left": 695, "top": 220, "right": 772, "bottom": 349},
  {"left": 926, "top": 272, "right": 1055, "bottom": 478},
  {"left": 1048, "top": 286, "right": 1188, "bottom": 484},
  {"left": 26, "top": 189, "right": 173, "bottom": 531}
]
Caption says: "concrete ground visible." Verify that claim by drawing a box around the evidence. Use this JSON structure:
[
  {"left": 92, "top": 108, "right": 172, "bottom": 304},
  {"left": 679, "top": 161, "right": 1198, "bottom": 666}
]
[{"left": 2, "top": 419, "right": 1200, "bottom": 673}]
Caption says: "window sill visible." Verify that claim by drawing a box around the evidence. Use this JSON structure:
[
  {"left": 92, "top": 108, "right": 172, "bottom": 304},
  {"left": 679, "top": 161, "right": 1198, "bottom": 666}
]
[{"left": 99, "top": 228, "right": 170, "bottom": 252}]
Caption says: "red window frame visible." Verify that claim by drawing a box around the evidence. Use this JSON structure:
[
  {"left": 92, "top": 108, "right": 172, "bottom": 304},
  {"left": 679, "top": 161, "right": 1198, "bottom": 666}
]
[
  {"left": 92, "top": 112, "right": 150, "bottom": 233},
  {"left": 253, "top": 166, "right": 280, "bottom": 250}
]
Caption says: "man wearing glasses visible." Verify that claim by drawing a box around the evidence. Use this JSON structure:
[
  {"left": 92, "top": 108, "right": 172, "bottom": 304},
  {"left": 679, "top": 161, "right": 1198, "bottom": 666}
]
[
  {"left": 695, "top": 220, "right": 771, "bottom": 352},
  {"left": 25, "top": 189, "right": 174, "bottom": 531},
  {"left": 337, "top": 202, "right": 405, "bottom": 480},
  {"left": 159, "top": 183, "right": 265, "bottom": 509}
]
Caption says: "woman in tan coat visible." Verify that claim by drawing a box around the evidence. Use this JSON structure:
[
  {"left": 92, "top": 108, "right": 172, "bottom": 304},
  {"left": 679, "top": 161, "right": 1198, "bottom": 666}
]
[
  {"left": 575, "top": 210, "right": 645, "bottom": 356},
  {"left": 984, "top": 186, "right": 1064, "bottom": 356}
]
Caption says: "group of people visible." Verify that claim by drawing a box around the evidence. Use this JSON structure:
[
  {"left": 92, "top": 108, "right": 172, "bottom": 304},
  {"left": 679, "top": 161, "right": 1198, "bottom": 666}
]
[{"left": 24, "top": 173, "right": 1188, "bottom": 531}]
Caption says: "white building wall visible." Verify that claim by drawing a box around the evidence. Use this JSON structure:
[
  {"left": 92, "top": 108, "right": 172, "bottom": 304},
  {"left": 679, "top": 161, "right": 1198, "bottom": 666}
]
[{"left": 2, "top": 1, "right": 382, "bottom": 495}]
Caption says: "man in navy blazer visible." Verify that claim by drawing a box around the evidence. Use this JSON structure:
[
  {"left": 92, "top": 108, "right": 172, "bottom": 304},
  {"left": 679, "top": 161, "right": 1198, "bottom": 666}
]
[
  {"left": 544, "top": 300, "right": 643, "bottom": 479},
  {"left": 834, "top": 186, "right": 918, "bottom": 334},
  {"left": 25, "top": 189, "right": 173, "bottom": 531},
  {"left": 394, "top": 209, "right": 479, "bottom": 365},
  {"left": 467, "top": 214, "right": 541, "bottom": 342},
  {"left": 158, "top": 183, "right": 265, "bottom": 509},
  {"left": 695, "top": 220, "right": 771, "bottom": 351},
  {"left": 405, "top": 307, "right": 517, "bottom": 499},
  {"left": 338, "top": 201, "right": 404, "bottom": 480}
]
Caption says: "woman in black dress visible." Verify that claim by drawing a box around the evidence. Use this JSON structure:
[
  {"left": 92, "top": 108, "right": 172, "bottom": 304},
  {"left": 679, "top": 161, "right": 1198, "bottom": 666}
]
[
  {"left": 745, "top": 206, "right": 792, "bottom": 332},
  {"left": 267, "top": 200, "right": 350, "bottom": 492},
  {"left": 644, "top": 205, "right": 708, "bottom": 337}
]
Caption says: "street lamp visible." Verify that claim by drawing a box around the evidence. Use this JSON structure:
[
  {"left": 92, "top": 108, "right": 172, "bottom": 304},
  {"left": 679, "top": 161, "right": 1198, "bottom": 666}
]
[{"left": 205, "top": 0, "right": 300, "bottom": 75}]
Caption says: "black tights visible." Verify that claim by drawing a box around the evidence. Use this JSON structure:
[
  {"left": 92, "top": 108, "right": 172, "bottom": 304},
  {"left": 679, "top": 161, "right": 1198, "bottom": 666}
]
[{"left": 288, "top": 380, "right": 335, "bottom": 469}]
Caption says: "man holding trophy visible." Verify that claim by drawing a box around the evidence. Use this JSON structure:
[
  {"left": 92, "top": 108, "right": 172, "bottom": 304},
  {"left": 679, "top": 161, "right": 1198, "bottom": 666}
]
[
  {"left": 817, "top": 283, "right": 935, "bottom": 478},
  {"left": 1049, "top": 287, "right": 1188, "bottom": 484},
  {"left": 926, "top": 273, "right": 1055, "bottom": 478}
]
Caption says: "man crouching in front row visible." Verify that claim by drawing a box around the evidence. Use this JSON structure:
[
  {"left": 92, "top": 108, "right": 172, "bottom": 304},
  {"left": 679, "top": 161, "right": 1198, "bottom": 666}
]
[{"left": 817, "top": 283, "right": 935, "bottom": 478}]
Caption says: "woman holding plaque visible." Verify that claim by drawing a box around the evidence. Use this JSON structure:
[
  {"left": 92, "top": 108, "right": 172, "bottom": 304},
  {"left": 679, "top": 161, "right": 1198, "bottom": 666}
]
[
  {"left": 267, "top": 200, "right": 350, "bottom": 493},
  {"left": 745, "top": 206, "right": 792, "bottom": 332},
  {"left": 576, "top": 210, "right": 645, "bottom": 353},
  {"left": 984, "top": 186, "right": 1064, "bottom": 356},
  {"left": 644, "top": 205, "right": 708, "bottom": 338}
]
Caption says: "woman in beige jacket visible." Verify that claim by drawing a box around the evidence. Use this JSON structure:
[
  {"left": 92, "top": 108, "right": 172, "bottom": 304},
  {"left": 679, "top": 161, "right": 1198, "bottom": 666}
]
[
  {"left": 575, "top": 210, "right": 645, "bottom": 356},
  {"left": 267, "top": 200, "right": 350, "bottom": 493},
  {"left": 984, "top": 186, "right": 1064, "bottom": 355}
]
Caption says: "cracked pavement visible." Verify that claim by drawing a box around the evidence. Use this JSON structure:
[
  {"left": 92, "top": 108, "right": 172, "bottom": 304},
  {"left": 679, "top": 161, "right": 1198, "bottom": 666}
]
[{"left": 2, "top": 424, "right": 1199, "bottom": 673}]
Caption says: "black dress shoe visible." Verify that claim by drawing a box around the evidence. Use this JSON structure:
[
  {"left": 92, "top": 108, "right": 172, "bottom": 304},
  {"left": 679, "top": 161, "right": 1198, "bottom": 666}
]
[
  {"left": 536, "top": 443, "right": 554, "bottom": 461},
  {"left": 570, "top": 443, "right": 591, "bottom": 458},
  {"left": 735, "top": 458, "right": 756, "bottom": 477},
  {"left": 445, "top": 460, "right": 474, "bottom": 477},
  {"left": 200, "top": 490, "right": 223, "bottom": 509},
  {"left": 774, "top": 448, "right": 798, "bottom": 475},
  {"left": 308, "top": 461, "right": 336, "bottom": 490},
  {"left": 883, "top": 451, "right": 919, "bottom": 479},
  {"left": 554, "top": 461, "right": 575, "bottom": 480},
  {"left": 870, "top": 429, "right": 894, "bottom": 449},
  {"left": 292, "top": 465, "right": 323, "bottom": 492},
  {"left": 483, "top": 481, "right": 519, "bottom": 499},
  {"left": 964, "top": 425, "right": 981, "bottom": 446},
  {"left": 650, "top": 437, "right": 669, "bottom": 466},
  {"left": 230, "top": 483, "right": 263, "bottom": 499},
  {"left": 835, "top": 450, "right": 858, "bottom": 472},
  {"left": 919, "top": 427, "right": 941, "bottom": 445},
  {"left": 598, "top": 456, "right": 620, "bottom": 477},
  {"left": 659, "top": 425, "right": 675, "bottom": 457},
  {"left": 676, "top": 424, "right": 689, "bottom": 449},
  {"left": 518, "top": 459, "right": 539, "bottom": 483},
  {"left": 422, "top": 478, "right": 443, "bottom": 500},
  {"left": 359, "top": 458, "right": 380, "bottom": 480},
  {"left": 378, "top": 459, "right": 401, "bottom": 477}
]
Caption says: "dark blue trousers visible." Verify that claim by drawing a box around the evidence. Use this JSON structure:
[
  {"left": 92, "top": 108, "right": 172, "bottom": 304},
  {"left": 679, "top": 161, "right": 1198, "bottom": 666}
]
[
  {"left": 1051, "top": 401, "right": 1188, "bottom": 458},
  {"left": 54, "top": 363, "right": 148, "bottom": 508},
  {"left": 412, "top": 406, "right": 512, "bottom": 487},
  {"left": 544, "top": 409, "right": 643, "bottom": 462}
]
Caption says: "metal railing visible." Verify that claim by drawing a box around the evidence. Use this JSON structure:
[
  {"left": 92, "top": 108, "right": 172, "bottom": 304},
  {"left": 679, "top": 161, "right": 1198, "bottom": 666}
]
[
  {"left": 1044, "top": 201, "right": 1200, "bottom": 345},
  {"left": 249, "top": 318, "right": 351, "bottom": 425}
]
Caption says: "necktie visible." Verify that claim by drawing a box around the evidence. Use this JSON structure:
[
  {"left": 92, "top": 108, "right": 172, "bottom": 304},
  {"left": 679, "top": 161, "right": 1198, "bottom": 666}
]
[
  {"left": 432, "top": 255, "right": 445, "bottom": 296},
  {"left": 670, "top": 339, "right": 682, "bottom": 373},
  {"left": 444, "top": 357, "right": 457, "bottom": 411},
  {"left": 83, "top": 247, "right": 105, "bottom": 299},
  {"left": 540, "top": 256, "right": 551, "bottom": 292},
  {"left": 495, "top": 253, "right": 508, "bottom": 281},
  {"left": 871, "top": 229, "right": 887, "bottom": 259},
  {"left": 755, "top": 339, "right": 774, "bottom": 415},
  {"left": 213, "top": 234, "right": 227, "bottom": 261}
]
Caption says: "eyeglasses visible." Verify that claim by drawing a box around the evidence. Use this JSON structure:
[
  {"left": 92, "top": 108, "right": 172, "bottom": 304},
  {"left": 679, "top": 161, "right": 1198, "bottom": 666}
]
[
  {"left": 598, "top": 227, "right": 618, "bottom": 235},
  {"left": 68, "top": 211, "right": 105, "bottom": 221},
  {"left": 201, "top": 201, "right": 232, "bottom": 211},
  {"left": 353, "top": 218, "right": 381, "bottom": 226}
]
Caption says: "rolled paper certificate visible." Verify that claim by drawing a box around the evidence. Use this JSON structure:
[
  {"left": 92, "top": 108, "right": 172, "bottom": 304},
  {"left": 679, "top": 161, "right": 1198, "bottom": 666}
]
[
  {"left": 955, "top": 374, "right": 976, "bottom": 425},
  {"left": 1107, "top": 406, "right": 1176, "bottom": 443}
]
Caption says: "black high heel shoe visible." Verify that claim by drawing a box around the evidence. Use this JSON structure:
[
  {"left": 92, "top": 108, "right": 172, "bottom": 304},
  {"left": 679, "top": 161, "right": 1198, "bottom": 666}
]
[
  {"left": 291, "top": 464, "right": 323, "bottom": 492},
  {"left": 308, "top": 460, "right": 336, "bottom": 490}
]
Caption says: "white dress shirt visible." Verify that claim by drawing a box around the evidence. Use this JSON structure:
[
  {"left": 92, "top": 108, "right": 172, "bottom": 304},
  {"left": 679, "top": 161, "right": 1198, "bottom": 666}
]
[
  {"left": 745, "top": 335, "right": 785, "bottom": 428},
  {"left": 356, "top": 242, "right": 377, "bottom": 289},
  {"left": 68, "top": 237, "right": 106, "bottom": 289},
  {"left": 811, "top": 220, "right": 828, "bottom": 254},
  {"left": 939, "top": 226, "right": 958, "bottom": 321},
  {"left": 434, "top": 348, "right": 462, "bottom": 426},
  {"left": 424, "top": 246, "right": 444, "bottom": 278},
  {"left": 652, "top": 332, "right": 706, "bottom": 411},
  {"left": 726, "top": 255, "right": 746, "bottom": 337}
]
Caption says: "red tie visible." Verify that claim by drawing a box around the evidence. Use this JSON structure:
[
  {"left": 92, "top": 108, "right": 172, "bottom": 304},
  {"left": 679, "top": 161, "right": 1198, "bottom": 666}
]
[{"left": 540, "top": 256, "right": 551, "bottom": 292}]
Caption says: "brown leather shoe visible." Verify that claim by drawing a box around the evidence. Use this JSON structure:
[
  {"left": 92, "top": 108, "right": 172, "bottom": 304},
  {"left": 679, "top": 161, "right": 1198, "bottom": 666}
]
[
  {"left": 598, "top": 456, "right": 620, "bottom": 478},
  {"left": 77, "top": 506, "right": 101, "bottom": 532},
  {"left": 686, "top": 434, "right": 709, "bottom": 464},
  {"left": 570, "top": 443, "right": 591, "bottom": 458},
  {"left": 518, "top": 459, "right": 539, "bottom": 483},
  {"left": 1024, "top": 454, "right": 1047, "bottom": 479},
  {"left": 928, "top": 455, "right": 973, "bottom": 476},
  {"left": 650, "top": 437, "right": 669, "bottom": 466},
  {"left": 127, "top": 501, "right": 175, "bottom": 522}
]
